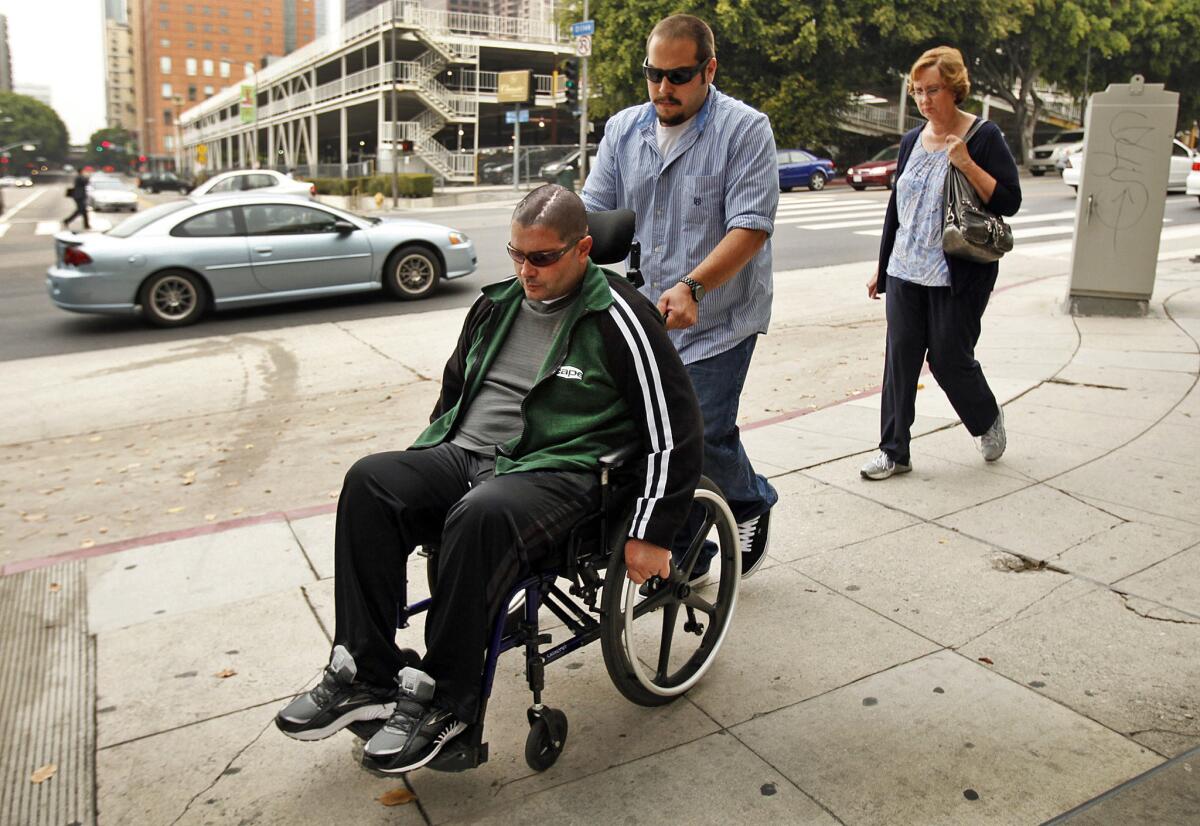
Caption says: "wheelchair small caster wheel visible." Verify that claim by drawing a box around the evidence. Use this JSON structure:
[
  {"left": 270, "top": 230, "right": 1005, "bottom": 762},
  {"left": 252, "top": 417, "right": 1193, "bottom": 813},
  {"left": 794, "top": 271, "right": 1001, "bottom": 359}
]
[{"left": 524, "top": 707, "right": 568, "bottom": 771}]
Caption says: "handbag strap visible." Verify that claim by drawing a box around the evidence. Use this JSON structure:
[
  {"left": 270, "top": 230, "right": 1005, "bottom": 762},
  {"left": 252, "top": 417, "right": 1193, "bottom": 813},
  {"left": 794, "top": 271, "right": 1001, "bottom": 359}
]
[{"left": 962, "top": 117, "right": 986, "bottom": 146}]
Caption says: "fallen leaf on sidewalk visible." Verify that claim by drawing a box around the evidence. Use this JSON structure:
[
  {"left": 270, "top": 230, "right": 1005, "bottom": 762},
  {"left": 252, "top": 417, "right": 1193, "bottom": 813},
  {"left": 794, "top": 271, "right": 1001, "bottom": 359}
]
[
  {"left": 48, "top": 582, "right": 61, "bottom": 592},
  {"left": 205, "top": 514, "right": 217, "bottom": 522},
  {"left": 977, "top": 657, "right": 994, "bottom": 665},
  {"left": 30, "top": 764, "right": 57, "bottom": 784},
  {"left": 74, "top": 514, "right": 93, "bottom": 524},
  {"left": 88, "top": 435, "right": 102, "bottom": 443},
  {"left": 80, "top": 539, "right": 95, "bottom": 549},
  {"left": 378, "top": 788, "right": 416, "bottom": 806},
  {"left": 22, "top": 513, "right": 47, "bottom": 523},
  {"left": 215, "top": 668, "right": 237, "bottom": 679},
  {"left": 166, "top": 506, "right": 185, "bottom": 514}
]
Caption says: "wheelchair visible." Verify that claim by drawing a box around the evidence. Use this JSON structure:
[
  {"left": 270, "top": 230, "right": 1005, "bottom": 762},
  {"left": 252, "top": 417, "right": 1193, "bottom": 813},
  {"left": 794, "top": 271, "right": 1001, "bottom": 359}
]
[{"left": 350, "top": 210, "right": 742, "bottom": 773}]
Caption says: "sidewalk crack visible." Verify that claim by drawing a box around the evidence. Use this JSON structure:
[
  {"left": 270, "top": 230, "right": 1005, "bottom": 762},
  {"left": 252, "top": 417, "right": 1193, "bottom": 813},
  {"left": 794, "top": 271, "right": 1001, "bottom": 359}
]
[
  {"left": 168, "top": 718, "right": 273, "bottom": 825},
  {"left": 333, "top": 321, "right": 437, "bottom": 382},
  {"left": 1117, "top": 593, "right": 1200, "bottom": 625}
]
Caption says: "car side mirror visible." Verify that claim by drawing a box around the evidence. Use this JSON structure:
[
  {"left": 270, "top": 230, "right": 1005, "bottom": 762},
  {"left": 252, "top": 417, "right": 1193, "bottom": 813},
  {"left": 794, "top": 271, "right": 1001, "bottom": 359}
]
[{"left": 333, "top": 220, "right": 356, "bottom": 234}]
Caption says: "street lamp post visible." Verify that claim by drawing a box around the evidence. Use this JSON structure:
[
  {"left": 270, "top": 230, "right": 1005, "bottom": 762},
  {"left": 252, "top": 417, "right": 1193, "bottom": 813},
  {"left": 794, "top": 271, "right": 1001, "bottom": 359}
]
[{"left": 172, "top": 95, "right": 184, "bottom": 174}]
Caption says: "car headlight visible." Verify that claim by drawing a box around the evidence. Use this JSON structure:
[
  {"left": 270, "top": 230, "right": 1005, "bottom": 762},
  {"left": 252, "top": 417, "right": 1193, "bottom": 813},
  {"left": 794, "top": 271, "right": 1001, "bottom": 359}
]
[{"left": 448, "top": 231, "right": 468, "bottom": 246}]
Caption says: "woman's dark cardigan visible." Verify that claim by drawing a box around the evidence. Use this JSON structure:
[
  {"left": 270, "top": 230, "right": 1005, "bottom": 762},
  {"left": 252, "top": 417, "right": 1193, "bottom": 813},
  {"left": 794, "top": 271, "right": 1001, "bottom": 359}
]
[{"left": 876, "top": 118, "right": 1022, "bottom": 296}]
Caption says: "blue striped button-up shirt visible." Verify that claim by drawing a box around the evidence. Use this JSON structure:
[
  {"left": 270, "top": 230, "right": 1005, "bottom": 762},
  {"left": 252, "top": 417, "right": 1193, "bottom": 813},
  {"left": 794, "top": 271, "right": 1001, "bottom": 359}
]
[{"left": 582, "top": 85, "right": 778, "bottom": 364}]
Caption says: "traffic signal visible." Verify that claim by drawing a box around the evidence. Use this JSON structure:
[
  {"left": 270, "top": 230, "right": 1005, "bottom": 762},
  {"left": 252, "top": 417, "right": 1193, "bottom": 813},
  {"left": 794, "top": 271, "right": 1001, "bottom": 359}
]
[
  {"left": 561, "top": 58, "right": 579, "bottom": 108},
  {"left": 399, "top": 139, "right": 414, "bottom": 153}
]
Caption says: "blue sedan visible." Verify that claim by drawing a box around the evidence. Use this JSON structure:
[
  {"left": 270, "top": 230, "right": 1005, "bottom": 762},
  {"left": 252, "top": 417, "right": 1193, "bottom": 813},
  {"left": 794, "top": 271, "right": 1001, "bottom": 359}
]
[
  {"left": 47, "top": 194, "right": 477, "bottom": 327},
  {"left": 777, "top": 149, "right": 838, "bottom": 192}
]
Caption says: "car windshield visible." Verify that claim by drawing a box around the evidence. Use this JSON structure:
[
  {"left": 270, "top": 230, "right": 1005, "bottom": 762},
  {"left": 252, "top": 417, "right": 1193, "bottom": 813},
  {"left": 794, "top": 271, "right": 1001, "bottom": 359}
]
[
  {"left": 1054, "top": 130, "right": 1084, "bottom": 144},
  {"left": 106, "top": 200, "right": 192, "bottom": 237},
  {"left": 91, "top": 180, "right": 127, "bottom": 190},
  {"left": 871, "top": 145, "right": 900, "bottom": 162}
]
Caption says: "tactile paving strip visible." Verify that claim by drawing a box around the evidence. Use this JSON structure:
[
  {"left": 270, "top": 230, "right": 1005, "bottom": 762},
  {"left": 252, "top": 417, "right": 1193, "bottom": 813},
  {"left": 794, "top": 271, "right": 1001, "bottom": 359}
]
[{"left": 0, "top": 561, "right": 94, "bottom": 826}]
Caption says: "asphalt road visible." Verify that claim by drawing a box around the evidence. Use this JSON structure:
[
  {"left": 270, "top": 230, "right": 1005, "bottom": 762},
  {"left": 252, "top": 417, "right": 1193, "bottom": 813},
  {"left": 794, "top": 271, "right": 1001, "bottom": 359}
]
[{"left": 1, "top": 175, "right": 1196, "bottom": 362}]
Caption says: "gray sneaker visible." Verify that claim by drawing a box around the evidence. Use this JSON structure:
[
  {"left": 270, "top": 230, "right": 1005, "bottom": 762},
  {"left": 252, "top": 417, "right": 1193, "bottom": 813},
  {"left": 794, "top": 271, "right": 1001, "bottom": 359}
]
[
  {"left": 275, "top": 645, "right": 396, "bottom": 741},
  {"left": 362, "top": 667, "right": 466, "bottom": 774},
  {"left": 860, "top": 451, "right": 912, "bottom": 481},
  {"left": 979, "top": 408, "right": 1006, "bottom": 462}
]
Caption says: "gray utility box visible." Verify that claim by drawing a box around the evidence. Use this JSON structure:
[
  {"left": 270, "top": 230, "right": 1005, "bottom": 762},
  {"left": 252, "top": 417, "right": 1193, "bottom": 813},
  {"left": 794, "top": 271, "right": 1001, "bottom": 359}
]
[{"left": 1066, "top": 75, "right": 1179, "bottom": 316}]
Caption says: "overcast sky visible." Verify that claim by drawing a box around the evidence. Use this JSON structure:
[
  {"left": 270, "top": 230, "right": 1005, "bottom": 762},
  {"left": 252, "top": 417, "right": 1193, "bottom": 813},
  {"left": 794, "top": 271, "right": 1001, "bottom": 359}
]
[{"left": 1, "top": 0, "right": 343, "bottom": 144}]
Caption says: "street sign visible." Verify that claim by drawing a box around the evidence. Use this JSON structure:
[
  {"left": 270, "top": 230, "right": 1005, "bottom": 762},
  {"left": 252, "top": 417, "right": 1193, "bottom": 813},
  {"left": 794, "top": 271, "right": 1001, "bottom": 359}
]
[
  {"left": 196, "top": 144, "right": 208, "bottom": 163},
  {"left": 239, "top": 84, "right": 255, "bottom": 124},
  {"left": 505, "top": 109, "right": 530, "bottom": 124},
  {"left": 571, "top": 20, "right": 595, "bottom": 37},
  {"left": 575, "top": 35, "right": 592, "bottom": 57},
  {"left": 497, "top": 70, "right": 532, "bottom": 104}
]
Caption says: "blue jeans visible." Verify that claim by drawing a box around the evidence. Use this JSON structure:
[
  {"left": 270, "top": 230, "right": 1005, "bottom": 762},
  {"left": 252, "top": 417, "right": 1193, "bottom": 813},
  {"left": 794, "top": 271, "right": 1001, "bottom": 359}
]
[{"left": 674, "top": 335, "right": 777, "bottom": 570}]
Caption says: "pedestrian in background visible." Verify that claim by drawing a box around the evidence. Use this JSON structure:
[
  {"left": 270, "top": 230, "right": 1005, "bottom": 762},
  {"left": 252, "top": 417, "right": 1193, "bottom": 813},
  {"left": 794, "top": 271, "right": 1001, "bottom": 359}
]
[
  {"left": 862, "top": 46, "right": 1021, "bottom": 481},
  {"left": 63, "top": 169, "right": 91, "bottom": 231},
  {"left": 582, "top": 13, "right": 779, "bottom": 579}
]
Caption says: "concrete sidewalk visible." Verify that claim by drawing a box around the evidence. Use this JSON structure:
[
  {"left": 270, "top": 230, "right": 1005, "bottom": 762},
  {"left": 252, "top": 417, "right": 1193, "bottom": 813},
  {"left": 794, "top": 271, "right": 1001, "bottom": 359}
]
[{"left": 3, "top": 249, "right": 1198, "bottom": 824}]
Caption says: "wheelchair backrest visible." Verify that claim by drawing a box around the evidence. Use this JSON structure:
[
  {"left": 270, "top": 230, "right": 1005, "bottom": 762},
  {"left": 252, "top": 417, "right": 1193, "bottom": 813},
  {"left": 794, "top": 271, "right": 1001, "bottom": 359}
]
[{"left": 587, "top": 209, "right": 643, "bottom": 288}]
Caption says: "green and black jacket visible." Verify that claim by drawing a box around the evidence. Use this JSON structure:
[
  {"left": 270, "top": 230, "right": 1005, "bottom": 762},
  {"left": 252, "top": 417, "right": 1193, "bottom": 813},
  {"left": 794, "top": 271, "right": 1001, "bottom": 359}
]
[{"left": 412, "top": 260, "right": 703, "bottom": 550}]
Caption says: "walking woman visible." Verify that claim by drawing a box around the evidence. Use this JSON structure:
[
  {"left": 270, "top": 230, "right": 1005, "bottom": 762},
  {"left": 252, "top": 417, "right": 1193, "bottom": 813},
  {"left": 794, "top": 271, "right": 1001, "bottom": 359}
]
[{"left": 862, "top": 45, "right": 1021, "bottom": 480}]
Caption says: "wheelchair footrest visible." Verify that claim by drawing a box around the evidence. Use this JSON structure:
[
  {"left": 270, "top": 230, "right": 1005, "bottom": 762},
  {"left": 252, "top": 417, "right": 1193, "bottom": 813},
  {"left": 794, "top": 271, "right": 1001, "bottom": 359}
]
[{"left": 426, "top": 737, "right": 488, "bottom": 773}]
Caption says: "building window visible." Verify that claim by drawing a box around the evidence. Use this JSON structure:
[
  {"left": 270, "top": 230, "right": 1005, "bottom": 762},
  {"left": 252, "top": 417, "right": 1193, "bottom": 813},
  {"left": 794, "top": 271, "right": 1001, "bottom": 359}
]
[
  {"left": 186, "top": 57, "right": 197, "bottom": 75},
  {"left": 203, "top": 23, "right": 212, "bottom": 33},
  {"left": 244, "top": 62, "right": 254, "bottom": 76},
  {"left": 185, "top": 22, "right": 195, "bottom": 32},
  {"left": 243, "top": 9, "right": 252, "bottom": 18},
  {"left": 159, "top": 56, "right": 171, "bottom": 73},
  {"left": 202, "top": 4, "right": 210, "bottom": 14},
  {"left": 221, "top": 43, "right": 230, "bottom": 53},
  {"left": 204, "top": 85, "right": 214, "bottom": 96},
  {"left": 159, "top": 1, "right": 168, "bottom": 9},
  {"left": 165, "top": 135, "right": 175, "bottom": 150},
  {"left": 188, "top": 84, "right": 197, "bottom": 101},
  {"left": 184, "top": 4, "right": 193, "bottom": 12},
  {"left": 161, "top": 82, "right": 173, "bottom": 98},
  {"left": 160, "top": 38, "right": 170, "bottom": 47},
  {"left": 159, "top": 20, "right": 168, "bottom": 29},
  {"left": 203, "top": 59, "right": 213, "bottom": 76},
  {"left": 219, "top": 60, "right": 231, "bottom": 78},
  {"left": 203, "top": 42, "right": 212, "bottom": 51}
]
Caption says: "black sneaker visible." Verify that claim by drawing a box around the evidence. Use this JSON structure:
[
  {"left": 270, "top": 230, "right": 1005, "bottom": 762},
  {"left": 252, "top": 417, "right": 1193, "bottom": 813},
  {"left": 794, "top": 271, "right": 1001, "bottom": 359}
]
[
  {"left": 739, "top": 508, "right": 771, "bottom": 579},
  {"left": 275, "top": 645, "right": 396, "bottom": 741},
  {"left": 361, "top": 667, "right": 466, "bottom": 774}
]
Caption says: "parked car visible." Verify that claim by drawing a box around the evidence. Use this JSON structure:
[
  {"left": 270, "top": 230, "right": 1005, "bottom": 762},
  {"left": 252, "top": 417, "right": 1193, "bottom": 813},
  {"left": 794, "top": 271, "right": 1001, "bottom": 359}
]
[
  {"left": 845, "top": 144, "right": 900, "bottom": 191},
  {"left": 482, "top": 147, "right": 559, "bottom": 184},
  {"left": 0, "top": 175, "right": 33, "bottom": 188},
  {"left": 1062, "top": 138, "right": 1194, "bottom": 192},
  {"left": 537, "top": 147, "right": 597, "bottom": 183},
  {"left": 191, "top": 169, "right": 316, "bottom": 199},
  {"left": 1030, "top": 129, "right": 1085, "bottom": 176},
  {"left": 47, "top": 194, "right": 476, "bottom": 327},
  {"left": 139, "top": 171, "right": 192, "bottom": 193},
  {"left": 1187, "top": 154, "right": 1200, "bottom": 205},
  {"left": 87, "top": 178, "right": 139, "bottom": 212},
  {"left": 777, "top": 149, "right": 837, "bottom": 192}
]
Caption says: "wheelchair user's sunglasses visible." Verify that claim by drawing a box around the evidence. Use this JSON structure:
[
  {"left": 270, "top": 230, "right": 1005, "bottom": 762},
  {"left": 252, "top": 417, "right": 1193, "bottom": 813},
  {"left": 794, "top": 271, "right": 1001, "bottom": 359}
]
[
  {"left": 506, "top": 237, "right": 582, "bottom": 268},
  {"left": 642, "top": 58, "right": 708, "bottom": 85}
]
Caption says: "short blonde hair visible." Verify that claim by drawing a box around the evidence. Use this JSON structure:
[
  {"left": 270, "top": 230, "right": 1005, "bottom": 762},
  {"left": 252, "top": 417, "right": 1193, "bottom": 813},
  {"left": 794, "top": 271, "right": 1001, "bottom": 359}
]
[{"left": 909, "top": 46, "right": 970, "bottom": 104}]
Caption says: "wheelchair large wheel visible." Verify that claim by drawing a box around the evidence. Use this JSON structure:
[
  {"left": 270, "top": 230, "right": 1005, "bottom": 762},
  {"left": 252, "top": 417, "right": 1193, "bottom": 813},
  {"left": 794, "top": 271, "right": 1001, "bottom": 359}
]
[{"left": 599, "top": 477, "right": 740, "bottom": 706}]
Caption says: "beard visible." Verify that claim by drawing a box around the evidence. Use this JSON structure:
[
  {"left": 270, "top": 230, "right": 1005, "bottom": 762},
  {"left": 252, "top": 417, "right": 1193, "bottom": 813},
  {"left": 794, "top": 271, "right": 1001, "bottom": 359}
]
[{"left": 654, "top": 97, "right": 685, "bottom": 126}]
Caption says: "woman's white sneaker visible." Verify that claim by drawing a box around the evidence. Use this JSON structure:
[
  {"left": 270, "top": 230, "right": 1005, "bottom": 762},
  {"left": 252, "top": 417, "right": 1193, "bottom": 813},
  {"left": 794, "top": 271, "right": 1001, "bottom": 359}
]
[
  {"left": 860, "top": 451, "right": 912, "bottom": 481},
  {"left": 979, "top": 408, "right": 1007, "bottom": 462}
]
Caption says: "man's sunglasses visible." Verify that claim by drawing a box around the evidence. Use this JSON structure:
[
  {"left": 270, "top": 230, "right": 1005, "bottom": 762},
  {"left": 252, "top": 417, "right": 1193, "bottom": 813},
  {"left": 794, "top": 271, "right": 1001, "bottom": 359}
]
[
  {"left": 506, "top": 238, "right": 581, "bottom": 268},
  {"left": 642, "top": 58, "right": 708, "bottom": 85}
]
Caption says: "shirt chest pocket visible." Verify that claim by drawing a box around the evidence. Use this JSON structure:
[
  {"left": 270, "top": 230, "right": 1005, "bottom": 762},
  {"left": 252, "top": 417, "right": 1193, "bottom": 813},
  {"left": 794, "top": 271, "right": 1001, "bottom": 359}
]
[{"left": 682, "top": 174, "right": 721, "bottom": 225}]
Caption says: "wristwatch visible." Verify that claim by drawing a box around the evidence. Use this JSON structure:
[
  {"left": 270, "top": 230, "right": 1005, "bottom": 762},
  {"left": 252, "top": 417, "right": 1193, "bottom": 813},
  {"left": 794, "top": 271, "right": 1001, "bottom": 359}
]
[{"left": 680, "top": 276, "right": 705, "bottom": 303}]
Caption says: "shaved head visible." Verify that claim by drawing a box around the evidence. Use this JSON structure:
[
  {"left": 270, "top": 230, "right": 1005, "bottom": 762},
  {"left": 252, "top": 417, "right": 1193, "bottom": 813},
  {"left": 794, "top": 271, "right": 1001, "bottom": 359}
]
[{"left": 512, "top": 184, "right": 588, "bottom": 242}]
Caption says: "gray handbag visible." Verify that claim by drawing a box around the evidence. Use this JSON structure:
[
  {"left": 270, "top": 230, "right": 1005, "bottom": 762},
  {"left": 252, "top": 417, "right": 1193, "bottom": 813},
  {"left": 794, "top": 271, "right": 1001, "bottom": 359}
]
[{"left": 942, "top": 118, "right": 1013, "bottom": 263}]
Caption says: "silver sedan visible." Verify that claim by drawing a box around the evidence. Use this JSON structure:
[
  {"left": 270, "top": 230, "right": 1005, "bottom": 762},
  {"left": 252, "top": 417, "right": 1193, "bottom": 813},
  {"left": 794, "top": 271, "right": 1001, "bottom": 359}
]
[{"left": 46, "top": 194, "right": 477, "bottom": 327}]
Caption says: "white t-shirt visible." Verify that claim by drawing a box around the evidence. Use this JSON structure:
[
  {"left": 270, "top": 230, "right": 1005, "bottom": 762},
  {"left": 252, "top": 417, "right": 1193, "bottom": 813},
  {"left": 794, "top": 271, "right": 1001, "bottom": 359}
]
[{"left": 655, "top": 119, "right": 692, "bottom": 160}]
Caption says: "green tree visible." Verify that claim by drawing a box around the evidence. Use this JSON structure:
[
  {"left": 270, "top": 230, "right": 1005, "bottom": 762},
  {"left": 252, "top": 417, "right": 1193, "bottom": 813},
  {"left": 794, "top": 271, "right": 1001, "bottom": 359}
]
[
  {"left": 870, "top": 1, "right": 1172, "bottom": 162},
  {"left": 576, "top": 0, "right": 883, "bottom": 149},
  {"left": 86, "top": 126, "right": 137, "bottom": 169},
  {"left": 0, "top": 91, "right": 69, "bottom": 168}
]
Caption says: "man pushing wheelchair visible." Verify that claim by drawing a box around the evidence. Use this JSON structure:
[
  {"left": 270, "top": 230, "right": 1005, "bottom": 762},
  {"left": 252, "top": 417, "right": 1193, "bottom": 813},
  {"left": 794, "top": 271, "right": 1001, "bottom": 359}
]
[{"left": 275, "top": 185, "right": 705, "bottom": 774}]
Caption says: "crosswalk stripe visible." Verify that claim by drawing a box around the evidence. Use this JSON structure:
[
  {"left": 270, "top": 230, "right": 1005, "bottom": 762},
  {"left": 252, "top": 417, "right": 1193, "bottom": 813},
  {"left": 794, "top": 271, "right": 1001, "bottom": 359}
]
[
  {"left": 1007, "top": 210, "right": 1077, "bottom": 226},
  {"left": 777, "top": 199, "right": 881, "bottom": 214},
  {"left": 0, "top": 224, "right": 9, "bottom": 239},
  {"left": 781, "top": 204, "right": 887, "bottom": 219},
  {"left": 1012, "top": 225, "right": 1074, "bottom": 240},
  {"left": 35, "top": 221, "right": 60, "bottom": 235},
  {"left": 796, "top": 217, "right": 886, "bottom": 231},
  {"left": 784, "top": 209, "right": 887, "bottom": 227}
]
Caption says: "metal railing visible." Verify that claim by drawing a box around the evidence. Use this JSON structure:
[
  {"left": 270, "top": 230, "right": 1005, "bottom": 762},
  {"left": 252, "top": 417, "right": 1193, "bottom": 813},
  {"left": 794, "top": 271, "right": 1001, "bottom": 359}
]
[{"left": 840, "top": 100, "right": 922, "bottom": 135}]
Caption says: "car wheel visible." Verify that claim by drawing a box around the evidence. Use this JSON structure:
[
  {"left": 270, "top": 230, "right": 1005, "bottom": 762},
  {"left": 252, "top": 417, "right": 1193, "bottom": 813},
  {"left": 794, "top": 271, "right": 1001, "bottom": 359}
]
[
  {"left": 139, "top": 270, "right": 208, "bottom": 328},
  {"left": 384, "top": 245, "right": 442, "bottom": 300},
  {"left": 808, "top": 172, "right": 827, "bottom": 191},
  {"left": 850, "top": 184, "right": 866, "bottom": 191},
  {"left": 1031, "top": 169, "right": 1045, "bottom": 177},
  {"left": 780, "top": 185, "right": 793, "bottom": 193}
]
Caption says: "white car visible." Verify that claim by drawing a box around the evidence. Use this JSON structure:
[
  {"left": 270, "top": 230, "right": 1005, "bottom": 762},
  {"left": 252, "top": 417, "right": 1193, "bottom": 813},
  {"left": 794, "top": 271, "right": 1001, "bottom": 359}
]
[
  {"left": 87, "top": 178, "right": 140, "bottom": 212},
  {"left": 1062, "top": 139, "right": 1195, "bottom": 193},
  {"left": 1186, "top": 154, "right": 1200, "bottom": 205},
  {"left": 1030, "top": 129, "right": 1085, "bottom": 176},
  {"left": 191, "top": 169, "right": 316, "bottom": 200}
]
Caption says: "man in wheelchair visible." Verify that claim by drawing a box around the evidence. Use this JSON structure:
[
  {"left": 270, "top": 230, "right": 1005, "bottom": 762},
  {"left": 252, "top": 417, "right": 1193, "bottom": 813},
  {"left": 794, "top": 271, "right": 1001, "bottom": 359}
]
[{"left": 275, "top": 184, "right": 703, "bottom": 774}]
